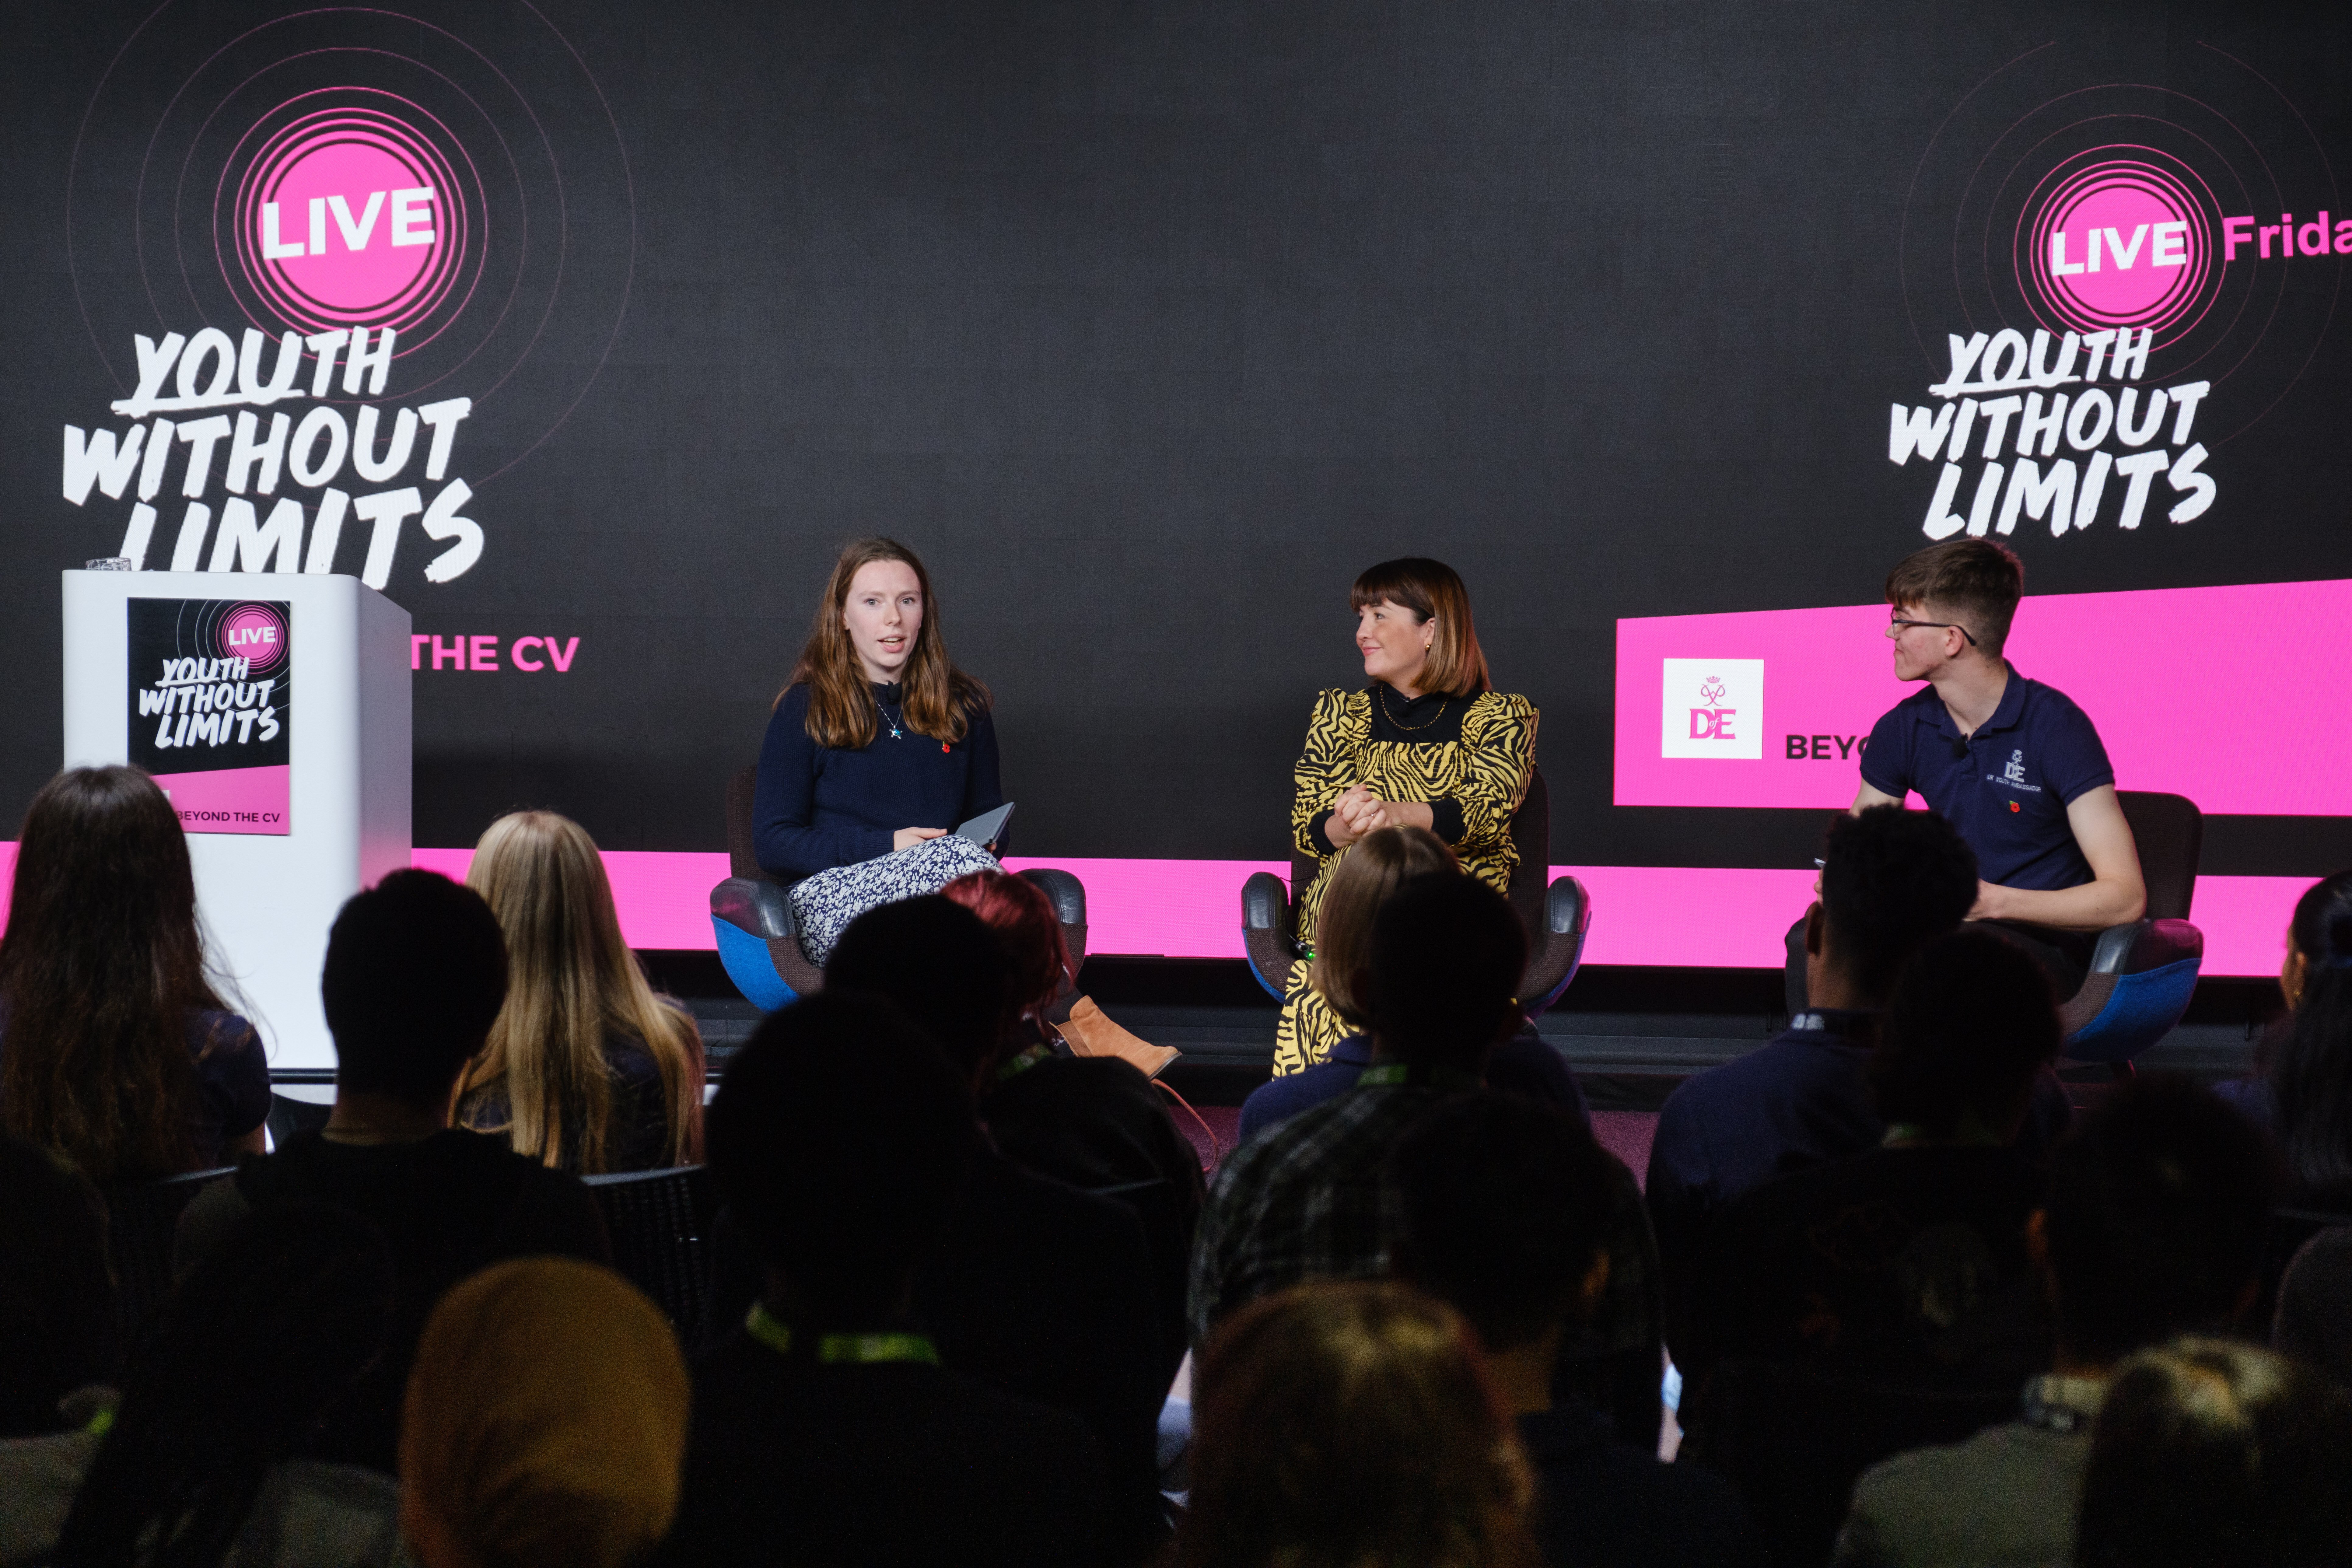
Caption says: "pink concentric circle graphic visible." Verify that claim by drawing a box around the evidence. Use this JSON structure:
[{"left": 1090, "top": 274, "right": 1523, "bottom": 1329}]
[
  {"left": 2018, "top": 152, "right": 2217, "bottom": 342},
  {"left": 224, "top": 92, "right": 486, "bottom": 352},
  {"left": 215, "top": 602, "right": 289, "bottom": 671}
]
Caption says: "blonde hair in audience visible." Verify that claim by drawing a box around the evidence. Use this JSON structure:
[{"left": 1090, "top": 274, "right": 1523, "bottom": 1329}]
[
  {"left": 1310, "top": 826, "right": 1460, "bottom": 1024},
  {"left": 458, "top": 812, "right": 704, "bottom": 1171},
  {"left": 1184, "top": 1280, "right": 1538, "bottom": 1568}
]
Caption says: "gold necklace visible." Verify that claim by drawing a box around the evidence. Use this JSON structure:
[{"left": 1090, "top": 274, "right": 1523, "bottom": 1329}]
[{"left": 1377, "top": 684, "right": 1447, "bottom": 732}]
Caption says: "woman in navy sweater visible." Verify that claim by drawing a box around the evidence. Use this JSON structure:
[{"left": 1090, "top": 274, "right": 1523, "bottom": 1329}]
[{"left": 754, "top": 537, "right": 1005, "bottom": 882}]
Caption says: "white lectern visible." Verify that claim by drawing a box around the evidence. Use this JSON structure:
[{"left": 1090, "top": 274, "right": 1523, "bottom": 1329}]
[{"left": 61, "top": 571, "right": 411, "bottom": 1071}]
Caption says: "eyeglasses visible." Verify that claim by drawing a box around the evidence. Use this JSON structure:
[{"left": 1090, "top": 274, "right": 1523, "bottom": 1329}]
[{"left": 1888, "top": 614, "right": 1977, "bottom": 647}]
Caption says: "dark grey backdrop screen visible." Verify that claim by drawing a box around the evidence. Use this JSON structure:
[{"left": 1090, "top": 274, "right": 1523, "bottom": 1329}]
[{"left": 10, "top": 0, "right": 2352, "bottom": 877}]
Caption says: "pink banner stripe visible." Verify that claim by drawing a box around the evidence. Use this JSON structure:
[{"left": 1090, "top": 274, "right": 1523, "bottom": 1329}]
[
  {"left": 0, "top": 842, "right": 2305, "bottom": 977},
  {"left": 1616, "top": 577, "right": 2352, "bottom": 815}
]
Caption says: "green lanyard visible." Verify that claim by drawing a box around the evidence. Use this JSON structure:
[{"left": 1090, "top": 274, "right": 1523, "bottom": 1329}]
[
  {"left": 994, "top": 1042, "right": 1054, "bottom": 1083},
  {"left": 745, "top": 1303, "right": 940, "bottom": 1366},
  {"left": 1355, "top": 1062, "right": 1480, "bottom": 1092}
]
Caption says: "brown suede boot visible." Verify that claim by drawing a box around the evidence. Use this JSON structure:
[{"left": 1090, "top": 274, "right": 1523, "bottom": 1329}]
[{"left": 1058, "top": 995, "right": 1180, "bottom": 1080}]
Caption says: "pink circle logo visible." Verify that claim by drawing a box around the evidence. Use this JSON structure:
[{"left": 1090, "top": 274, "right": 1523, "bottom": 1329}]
[
  {"left": 216, "top": 603, "right": 289, "bottom": 673},
  {"left": 2025, "top": 159, "right": 2211, "bottom": 337},
  {"left": 233, "top": 104, "right": 468, "bottom": 337}
]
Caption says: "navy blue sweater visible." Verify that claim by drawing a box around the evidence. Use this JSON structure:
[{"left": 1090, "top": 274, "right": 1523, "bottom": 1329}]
[{"left": 754, "top": 682, "right": 1006, "bottom": 877}]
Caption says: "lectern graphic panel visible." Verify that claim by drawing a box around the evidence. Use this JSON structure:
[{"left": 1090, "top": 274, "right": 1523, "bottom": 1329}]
[{"left": 127, "top": 598, "right": 293, "bottom": 836}]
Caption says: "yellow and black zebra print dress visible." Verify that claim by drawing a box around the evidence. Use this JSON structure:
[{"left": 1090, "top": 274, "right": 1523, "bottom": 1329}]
[{"left": 1272, "top": 684, "right": 1538, "bottom": 1075}]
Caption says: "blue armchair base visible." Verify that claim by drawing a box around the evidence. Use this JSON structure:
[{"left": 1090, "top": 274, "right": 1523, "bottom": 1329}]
[{"left": 712, "top": 916, "right": 798, "bottom": 1013}]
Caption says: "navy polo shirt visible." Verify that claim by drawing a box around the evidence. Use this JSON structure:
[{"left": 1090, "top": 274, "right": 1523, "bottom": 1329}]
[{"left": 1859, "top": 668, "right": 2114, "bottom": 891}]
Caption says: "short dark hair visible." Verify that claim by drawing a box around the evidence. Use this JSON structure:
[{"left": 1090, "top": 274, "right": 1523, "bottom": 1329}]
[
  {"left": 1364, "top": 874, "right": 1525, "bottom": 1066},
  {"left": 319, "top": 870, "right": 507, "bottom": 1105},
  {"left": 1819, "top": 807, "right": 1978, "bottom": 1002},
  {"left": 1871, "top": 928, "right": 2061, "bottom": 1138},
  {"left": 823, "top": 896, "right": 1014, "bottom": 1075},
  {"left": 1884, "top": 538, "right": 2025, "bottom": 655},
  {"left": 705, "top": 993, "right": 973, "bottom": 1326},
  {"left": 1387, "top": 1093, "right": 1620, "bottom": 1351},
  {"left": 2044, "top": 1075, "right": 2278, "bottom": 1367}
]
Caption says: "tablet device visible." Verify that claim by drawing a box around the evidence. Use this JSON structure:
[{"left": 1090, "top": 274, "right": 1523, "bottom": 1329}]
[{"left": 954, "top": 801, "right": 1015, "bottom": 851}]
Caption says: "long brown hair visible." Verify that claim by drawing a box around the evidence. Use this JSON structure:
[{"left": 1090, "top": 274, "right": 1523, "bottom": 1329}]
[
  {"left": 1183, "top": 1280, "right": 1539, "bottom": 1568},
  {"left": 1351, "top": 557, "right": 1492, "bottom": 698},
  {"left": 1311, "top": 827, "right": 1460, "bottom": 1024},
  {"left": 782, "top": 537, "right": 989, "bottom": 749},
  {"left": 0, "top": 766, "right": 226, "bottom": 1184},
  {"left": 456, "top": 813, "right": 705, "bottom": 1172}
]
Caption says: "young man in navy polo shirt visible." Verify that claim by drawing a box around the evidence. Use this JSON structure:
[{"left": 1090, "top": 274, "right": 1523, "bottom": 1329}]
[{"left": 1784, "top": 539, "right": 2146, "bottom": 1008}]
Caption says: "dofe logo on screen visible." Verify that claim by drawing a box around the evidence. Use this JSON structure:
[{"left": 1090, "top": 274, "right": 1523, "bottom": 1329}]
[{"left": 1660, "top": 660, "right": 1763, "bottom": 760}]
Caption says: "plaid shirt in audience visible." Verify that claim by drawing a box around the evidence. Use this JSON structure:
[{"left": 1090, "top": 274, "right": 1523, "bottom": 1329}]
[{"left": 1187, "top": 1083, "right": 1449, "bottom": 1349}]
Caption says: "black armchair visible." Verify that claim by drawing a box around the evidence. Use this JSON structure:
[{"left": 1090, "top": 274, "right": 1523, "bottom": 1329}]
[
  {"left": 1240, "top": 765, "right": 1591, "bottom": 1014},
  {"left": 709, "top": 764, "right": 1089, "bottom": 1012}
]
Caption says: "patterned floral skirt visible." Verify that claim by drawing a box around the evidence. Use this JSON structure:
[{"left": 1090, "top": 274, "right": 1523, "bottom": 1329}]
[{"left": 787, "top": 835, "right": 1000, "bottom": 966}]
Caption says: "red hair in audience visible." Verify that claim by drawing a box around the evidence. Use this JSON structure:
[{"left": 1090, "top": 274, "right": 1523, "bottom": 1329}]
[{"left": 940, "top": 870, "right": 1069, "bottom": 1023}]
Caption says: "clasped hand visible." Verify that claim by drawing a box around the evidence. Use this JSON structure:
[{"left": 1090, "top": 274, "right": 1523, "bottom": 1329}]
[{"left": 1326, "top": 784, "right": 1409, "bottom": 848}]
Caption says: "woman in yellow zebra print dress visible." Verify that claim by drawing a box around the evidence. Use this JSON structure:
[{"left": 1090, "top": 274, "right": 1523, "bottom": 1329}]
[{"left": 1272, "top": 558, "right": 1537, "bottom": 1074}]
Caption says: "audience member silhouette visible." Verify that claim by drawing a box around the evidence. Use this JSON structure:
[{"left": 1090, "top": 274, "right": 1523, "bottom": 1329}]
[
  {"left": 401, "top": 1258, "right": 689, "bottom": 1568},
  {"left": 2215, "top": 869, "right": 2352, "bottom": 1207},
  {"left": 660, "top": 993, "right": 1107, "bottom": 1568},
  {"left": 1677, "top": 928, "right": 2062, "bottom": 1448},
  {"left": 0, "top": 1134, "right": 114, "bottom": 1439},
  {"left": 3, "top": 1204, "right": 401, "bottom": 1568},
  {"left": 1235, "top": 827, "right": 1587, "bottom": 1144},
  {"left": 454, "top": 811, "right": 708, "bottom": 1174},
  {"left": 2074, "top": 1338, "right": 2352, "bottom": 1568},
  {"left": 1836, "top": 1075, "right": 2277, "bottom": 1568},
  {"left": 176, "top": 870, "right": 609, "bottom": 1476},
  {"left": 2273, "top": 1226, "right": 2352, "bottom": 1388},
  {"left": 1190, "top": 872, "right": 1526, "bottom": 1347},
  {"left": 0, "top": 766, "right": 268, "bottom": 1183},
  {"left": 1388, "top": 1093, "right": 1763, "bottom": 1568},
  {"left": 1181, "top": 1279, "right": 1541, "bottom": 1568},
  {"left": 1647, "top": 806, "right": 2070, "bottom": 1360},
  {"left": 940, "top": 868, "right": 1205, "bottom": 1384},
  {"left": 799, "top": 894, "right": 1162, "bottom": 1553}
]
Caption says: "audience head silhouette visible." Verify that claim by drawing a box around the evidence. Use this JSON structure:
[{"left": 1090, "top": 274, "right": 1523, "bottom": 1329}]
[
  {"left": 706, "top": 992, "right": 974, "bottom": 1330},
  {"left": 457, "top": 810, "right": 705, "bottom": 1172},
  {"left": 2265, "top": 868, "right": 2352, "bottom": 1205},
  {"left": 823, "top": 895, "right": 1014, "bottom": 1079},
  {"left": 0, "top": 1132, "right": 115, "bottom": 1436},
  {"left": 2041, "top": 1075, "right": 2276, "bottom": 1369},
  {"left": 940, "top": 870, "right": 1070, "bottom": 1028},
  {"left": 1808, "top": 805, "right": 1978, "bottom": 1009},
  {"left": 1185, "top": 1279, "right": 1536, "bottom": 1568},
  {"left": 1312, "top": 826, "right": 1458, "bottom": 1027},
  {"left": 320, "top": 869, "right": 508, "bottom": 1108},
  {"left": 1871, "top": 926, "right": 2061, "bottom": 1142},
  {"left": 2075, "top": 1338, "right": 2352, "bottom": 1568},
  {"left": 1363, "top": 872, "right": 1525, "bottom": 1068},
  {"left": 1388, "top": 1093, "right": 1618, "bottom": 1356},
  {"left": 0, "top": 764, "right": 233, "bottom": 1182},
  {"left": 52, "top": 1203, "right": 396, "bottom": 1568},
  {"left": 401, "top": 1258, "right": 690, "bottom": 1568}
]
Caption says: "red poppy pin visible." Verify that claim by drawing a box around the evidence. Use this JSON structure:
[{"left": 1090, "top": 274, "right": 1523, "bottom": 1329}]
[{"left": 2009, "top": 801, "right": 2020, "bottom": 812}]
